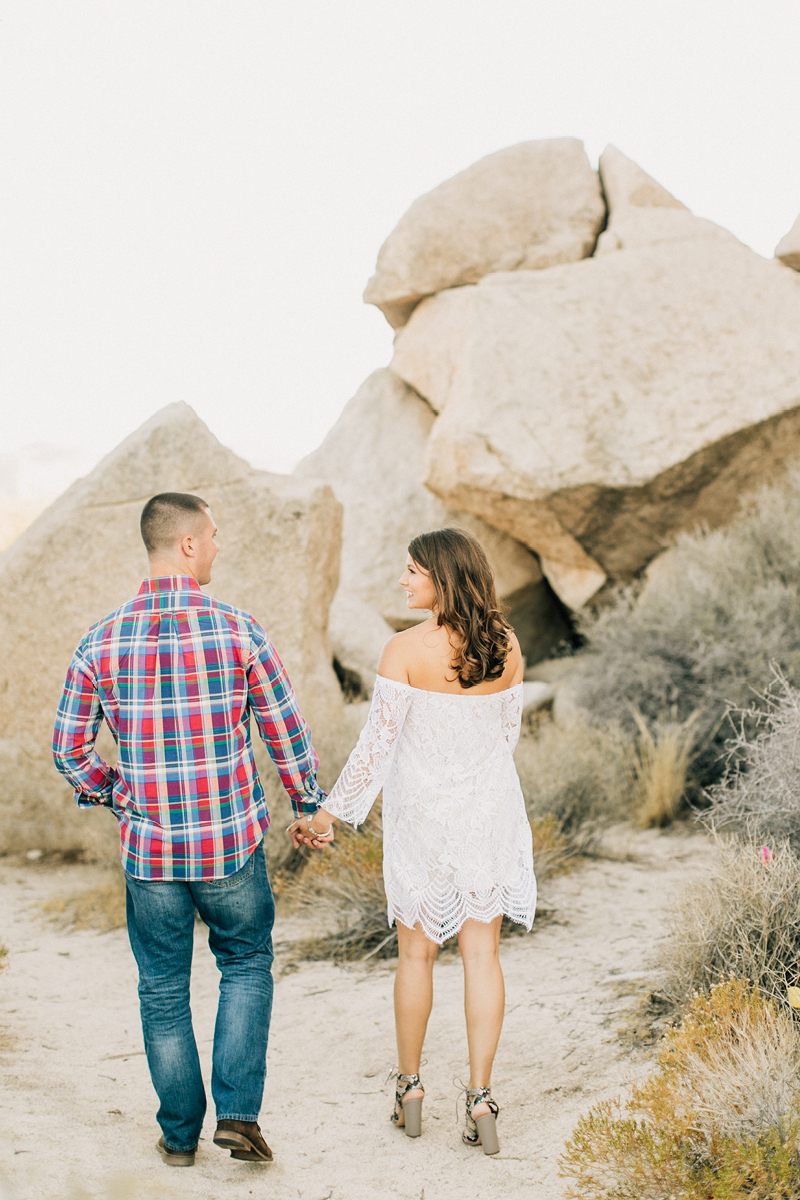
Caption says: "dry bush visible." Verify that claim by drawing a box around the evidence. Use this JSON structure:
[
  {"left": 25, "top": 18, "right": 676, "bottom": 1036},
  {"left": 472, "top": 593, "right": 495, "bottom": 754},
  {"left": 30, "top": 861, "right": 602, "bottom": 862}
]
[
  {"left": 284, "top": 806, "right": 397, "bottom": 961},
  {"left": 515, "top": 715, "right": 639, "bottom": 852},
  {"left": 41, "top": 872, "right": 127, "bottom": 932},
  {"left": 560, "top": 979, "right": 800, "bottom": 1200},
  {"left": 284, "top": 803, "right": 566, "bottom": 962},
  {"left": 0, "top": 942, "right": 7, "bottom": 971},
  {"left": 572, "top": 472, "right": 800, "bottom": 786},
  {"left": 284, "top": 708, "right": 635, "bottom": 963},
  {"left": 528, "top": 814, "right": 571, "bottom": 877},
  {"left": 705, "top": 672, "right": 800, "bottom": 851},
  {"left": 659, "top": 839, "right": 800, "bottom": 1008},
  {"left": 631, "top": 708, "right": 700, "bottom": 828}
]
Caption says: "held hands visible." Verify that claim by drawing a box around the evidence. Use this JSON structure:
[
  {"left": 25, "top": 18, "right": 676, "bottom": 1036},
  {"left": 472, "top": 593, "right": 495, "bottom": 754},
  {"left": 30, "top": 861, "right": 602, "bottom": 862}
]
[{"left": 287, "top": 810, "right": 336, "bottom": 850}]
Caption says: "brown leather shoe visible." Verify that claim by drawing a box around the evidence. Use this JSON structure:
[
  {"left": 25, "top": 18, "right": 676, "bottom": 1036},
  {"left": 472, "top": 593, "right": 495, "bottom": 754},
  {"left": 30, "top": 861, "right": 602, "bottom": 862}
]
[
  {"left": 213, "top": 1119, "right": 273, "bottom": 1162},
  {"left": 156, "top": 1135, "right": 196, "bottom": 1166}
]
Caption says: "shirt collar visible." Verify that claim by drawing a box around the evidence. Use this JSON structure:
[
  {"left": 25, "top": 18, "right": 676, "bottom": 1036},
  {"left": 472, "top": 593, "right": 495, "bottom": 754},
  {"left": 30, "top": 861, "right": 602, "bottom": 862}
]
[{"left": 138, "top": 575, "right": 203, "bottom": 596}]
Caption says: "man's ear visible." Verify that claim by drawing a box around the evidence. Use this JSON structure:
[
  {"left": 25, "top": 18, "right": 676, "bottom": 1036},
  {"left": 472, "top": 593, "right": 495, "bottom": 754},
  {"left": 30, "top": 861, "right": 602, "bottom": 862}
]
[{"left": 179, "top": 532, "right": 196, "bottom": 559}]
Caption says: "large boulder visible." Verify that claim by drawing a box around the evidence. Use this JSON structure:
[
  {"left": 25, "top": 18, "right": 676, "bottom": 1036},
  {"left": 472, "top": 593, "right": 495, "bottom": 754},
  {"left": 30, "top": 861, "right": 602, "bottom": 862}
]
[
  {"left": 328, "top": 590, "right": 395, "bottom": 699},
  {"left": 391, "top": 191, "right": 800, "bottom": 609},
  {"left": 595, "top": 145, "right": 735, "bottom": 254},
  {"left": 0, "top": 404, "right": 345, "bottom": 860},
  {"left": 776, "top": 211, "right": 800, "bottom": 271},
  {"left": 297, "top": 369, "right": 571, "bottom": 671},
  {"left": 363, "top": 139, "right": 605, "bottom": 328}
]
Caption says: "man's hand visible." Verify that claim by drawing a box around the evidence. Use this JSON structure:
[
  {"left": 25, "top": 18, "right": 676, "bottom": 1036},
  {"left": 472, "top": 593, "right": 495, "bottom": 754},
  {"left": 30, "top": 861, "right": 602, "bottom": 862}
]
[{"left": 286, "top": 814, "right": 335, "bottom": 850}]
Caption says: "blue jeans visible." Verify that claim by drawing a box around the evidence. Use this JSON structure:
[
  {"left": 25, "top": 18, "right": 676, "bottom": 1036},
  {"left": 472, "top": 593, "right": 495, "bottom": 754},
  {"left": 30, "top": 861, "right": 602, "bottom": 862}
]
[{"left": 124, "top": 844, "right": 274, "bottom": 1152}]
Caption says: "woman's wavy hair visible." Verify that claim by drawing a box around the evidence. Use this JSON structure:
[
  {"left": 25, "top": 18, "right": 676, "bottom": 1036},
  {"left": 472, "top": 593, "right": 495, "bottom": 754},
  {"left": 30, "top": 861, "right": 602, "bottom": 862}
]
[{"left": 407, "top": 526, "right": 512, "bottom": 689}]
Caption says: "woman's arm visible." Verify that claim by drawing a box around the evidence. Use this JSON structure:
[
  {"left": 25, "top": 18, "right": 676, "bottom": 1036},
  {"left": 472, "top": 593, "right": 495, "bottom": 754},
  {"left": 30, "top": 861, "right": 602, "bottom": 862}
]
[
  {"left": 291, "top": 673, "right": 414, "bottom": 848},
  {"left": 290, "top": 633, "right": 414, "bottom": 848}
]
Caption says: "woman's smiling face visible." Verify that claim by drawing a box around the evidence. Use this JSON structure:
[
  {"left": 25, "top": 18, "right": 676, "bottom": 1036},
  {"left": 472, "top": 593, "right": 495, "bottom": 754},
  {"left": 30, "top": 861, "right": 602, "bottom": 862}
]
[{"left": 399, "top": 556, "right": 437, "bottom": 612}]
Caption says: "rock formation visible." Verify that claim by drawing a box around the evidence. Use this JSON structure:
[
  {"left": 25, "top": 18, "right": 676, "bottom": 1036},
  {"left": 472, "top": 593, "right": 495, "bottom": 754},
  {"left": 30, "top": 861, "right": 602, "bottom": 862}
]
[
  {"left": 297, "top": 369, "right": 571, "bottom": 679},
  {"left": 390, "top": 154, "right": 800, "bottom": 609},
  {"left": 0, "top": 404, "right": 345, "bottom": 860},
  {"left": 364, "top": 139, "right": 605, "bottom": 328},
  {"left": 776, "top": 212, "right": 800, "bottom": 271},
  {"left": 595, "top": 145, "right": 735, "bottom": 254}
]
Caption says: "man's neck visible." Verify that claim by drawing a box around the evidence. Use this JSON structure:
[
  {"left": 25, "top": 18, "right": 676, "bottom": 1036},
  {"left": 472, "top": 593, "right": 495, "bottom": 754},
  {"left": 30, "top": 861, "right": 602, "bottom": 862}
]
[{"left": 147, "top": 560, "right": 200, "bottom": 583}]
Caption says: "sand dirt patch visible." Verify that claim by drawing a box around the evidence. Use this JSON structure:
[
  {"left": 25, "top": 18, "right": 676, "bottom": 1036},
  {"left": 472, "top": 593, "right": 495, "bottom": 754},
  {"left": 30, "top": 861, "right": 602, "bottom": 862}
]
[{"left": 0, "top": 827, "right": 715, "bottom": 1199}]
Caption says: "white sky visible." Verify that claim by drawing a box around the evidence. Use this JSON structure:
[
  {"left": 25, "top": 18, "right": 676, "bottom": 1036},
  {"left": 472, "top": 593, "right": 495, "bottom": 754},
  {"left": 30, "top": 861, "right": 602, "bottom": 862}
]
[{"left": 2, "top": 0, "right": 800, "bottom": 474}]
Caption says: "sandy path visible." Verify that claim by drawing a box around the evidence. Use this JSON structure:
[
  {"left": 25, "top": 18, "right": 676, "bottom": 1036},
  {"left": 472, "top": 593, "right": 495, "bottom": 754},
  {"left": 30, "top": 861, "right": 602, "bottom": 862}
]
[{"left": 0, "top": 827, "right": 714, "bottom": 1200}]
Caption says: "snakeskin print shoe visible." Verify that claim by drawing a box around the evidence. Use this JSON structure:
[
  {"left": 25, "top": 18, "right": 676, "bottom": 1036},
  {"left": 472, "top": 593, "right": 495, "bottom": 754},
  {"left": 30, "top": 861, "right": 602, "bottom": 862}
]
[
  {"left": 463, "top": 1086, "right": 500, "bottom": 1155},
  {"left": 391, "top": 1072, "right": 424, "bottom": 1137}
]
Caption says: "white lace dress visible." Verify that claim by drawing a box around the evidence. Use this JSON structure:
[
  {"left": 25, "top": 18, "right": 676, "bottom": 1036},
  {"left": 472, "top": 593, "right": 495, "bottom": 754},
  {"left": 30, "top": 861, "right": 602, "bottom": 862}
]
[{"left": 323, "top": 676, "right": 537, "bottom": 944}]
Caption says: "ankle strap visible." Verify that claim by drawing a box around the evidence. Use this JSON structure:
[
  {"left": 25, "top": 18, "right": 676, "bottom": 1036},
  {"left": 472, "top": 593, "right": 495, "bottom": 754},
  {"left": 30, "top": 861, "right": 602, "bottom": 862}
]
[
  {"left": 466, "top": 1086, "right": 497, "bottom": 1114},
  {"left": 396, "top": 1073, "right": 422, "bottom": 1092}
]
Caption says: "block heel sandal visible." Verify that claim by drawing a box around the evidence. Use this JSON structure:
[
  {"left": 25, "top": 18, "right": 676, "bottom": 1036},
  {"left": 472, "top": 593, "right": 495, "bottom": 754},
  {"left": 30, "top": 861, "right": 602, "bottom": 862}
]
[
  {"left": 391, "top": 1072, "right": 424, "bottom": 1138},
  {"left": 463, "top": 1086, "right": 500, "bottom": 1156}
]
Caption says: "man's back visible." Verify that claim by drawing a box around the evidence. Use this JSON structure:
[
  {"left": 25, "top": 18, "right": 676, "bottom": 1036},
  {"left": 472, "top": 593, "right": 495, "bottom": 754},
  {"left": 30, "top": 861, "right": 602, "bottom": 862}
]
[
  {"left": 52, "top": 491, "right": 324, "bottom": 1165},
  {"left": 53, "top": 573, "right": 324, "bottom": 880}
]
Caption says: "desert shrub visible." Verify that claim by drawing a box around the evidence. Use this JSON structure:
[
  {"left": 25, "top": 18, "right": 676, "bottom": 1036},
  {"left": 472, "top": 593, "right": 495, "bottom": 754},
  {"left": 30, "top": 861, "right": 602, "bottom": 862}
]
[
  {"left": 659, "top": 838, "right": 800, "bottom": 1008},
  {"left": 515, "top": 715, "right": 639, "bottom": 852},
  {"left": 41, "top": 872, "right": 127, "bottom": 932},
  {"left": 284, "top": 806, "right": 397, "bottom": 961},
  {"left": 631, "top": 708, "right": 701, "bottom": 828},
  {"left": 704, "top": 673, "right": 800, "bottom": 852},
  {"left": 284, "top": 802, "right": 570, "bottom": 961},
  {"left": 560, "top": 979, "right": 800, "bottom": 1200},
  {"left": 572, "top": 474, "right": 800, "bottom": 785}
]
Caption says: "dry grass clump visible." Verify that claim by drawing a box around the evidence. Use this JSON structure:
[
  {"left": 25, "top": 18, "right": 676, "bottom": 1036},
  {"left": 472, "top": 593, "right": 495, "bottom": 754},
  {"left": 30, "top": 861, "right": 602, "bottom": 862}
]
[
  {"left": 560, "top": 979, "right": 800, "bottom": 1200},
  {"left": 284, "top": 804, "right": 566, "bottom": 962},
  {"left": 515, "top": 715, "right": 639, "bottom": 852},
  {"left": 284, "top": 807, "right": 396, "bottom": 961},
  {"left": 0, "top": 941, "right": 8, "bottom": 971},
  {"left": 705, "top": 673, "right": 800, "bottom": 851},
  {"left": 631, "top": 708, "right": 700, "bottom": 828},
  {"left": 41, "top": 872, "right": 127, "bottom": 932},
  {"left": 659, "top": 839, "right": 800, "bottom": 1008},
  {"left": 572, "top": 473, "right": 800, "bottom": 786}
]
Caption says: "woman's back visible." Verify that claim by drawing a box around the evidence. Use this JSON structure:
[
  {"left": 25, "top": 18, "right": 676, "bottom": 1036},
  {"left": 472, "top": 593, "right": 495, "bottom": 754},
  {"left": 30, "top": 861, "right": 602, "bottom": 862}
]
[
  {"left": 308, "top": 526, "right": 538, "bottom": 1153},
  {"left": 379, "top": 617, "right": 524, "bottom": 696}
]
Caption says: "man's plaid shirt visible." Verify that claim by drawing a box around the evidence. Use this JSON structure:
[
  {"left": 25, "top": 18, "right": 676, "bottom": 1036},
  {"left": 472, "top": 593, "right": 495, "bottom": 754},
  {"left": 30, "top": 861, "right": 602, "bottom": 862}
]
[{"left": 52, "top": 575, "right": 325, "bottom": 880}]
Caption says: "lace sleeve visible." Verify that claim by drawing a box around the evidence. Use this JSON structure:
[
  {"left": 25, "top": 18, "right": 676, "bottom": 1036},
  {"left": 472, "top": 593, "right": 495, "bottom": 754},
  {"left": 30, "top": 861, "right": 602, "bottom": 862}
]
[
  {"left": 324, "top": 677, "right": 414, "bottom": 827},
  {"left": 501, "top": 686, "right": 523, "bottom": 753}
]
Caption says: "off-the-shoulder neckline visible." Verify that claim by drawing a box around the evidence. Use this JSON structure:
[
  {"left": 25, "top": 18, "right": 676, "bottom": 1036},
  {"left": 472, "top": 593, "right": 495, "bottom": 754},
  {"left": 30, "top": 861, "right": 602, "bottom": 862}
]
[{"left": 375, "top": 675, "right": 524, "bottom": 699}]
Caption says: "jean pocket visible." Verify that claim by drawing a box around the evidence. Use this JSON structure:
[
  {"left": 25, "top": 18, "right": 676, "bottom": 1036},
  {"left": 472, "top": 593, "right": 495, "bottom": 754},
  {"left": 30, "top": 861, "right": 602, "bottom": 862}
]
[{"left": 203, "top": 849, "right": 257, "bottom": 888}]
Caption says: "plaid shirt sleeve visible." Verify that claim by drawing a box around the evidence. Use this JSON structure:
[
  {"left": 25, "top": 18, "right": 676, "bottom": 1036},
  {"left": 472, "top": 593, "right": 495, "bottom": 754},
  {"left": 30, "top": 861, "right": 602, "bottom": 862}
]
[
  {"left": 247, "top": 623, "right": 326, "bottom": 819},
  {"left": 52, "top": 644, "right": 115, "bottom": 807}
]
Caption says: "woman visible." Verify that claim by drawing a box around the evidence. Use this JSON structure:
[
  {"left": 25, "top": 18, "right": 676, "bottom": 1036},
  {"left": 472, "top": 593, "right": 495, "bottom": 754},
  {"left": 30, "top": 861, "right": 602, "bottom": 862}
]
[{"left": 288, "top": 527, "right": 536, "bottom": 1155}]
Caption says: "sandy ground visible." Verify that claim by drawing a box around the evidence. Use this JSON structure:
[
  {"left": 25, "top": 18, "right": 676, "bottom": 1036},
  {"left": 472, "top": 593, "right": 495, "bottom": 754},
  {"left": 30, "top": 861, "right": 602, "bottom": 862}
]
[{"left": 0, "top": 827, "right": 715, "bottom": 1200}]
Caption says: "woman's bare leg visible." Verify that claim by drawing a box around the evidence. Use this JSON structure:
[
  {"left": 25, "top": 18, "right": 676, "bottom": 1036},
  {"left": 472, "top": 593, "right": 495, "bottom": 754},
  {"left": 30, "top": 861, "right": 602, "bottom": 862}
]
[
  {"left": 394, "top": 922, "right": 439, "bottom": 1099},
  {"left": 458, "top": 916, "right": 504, "bottom": 1116}
]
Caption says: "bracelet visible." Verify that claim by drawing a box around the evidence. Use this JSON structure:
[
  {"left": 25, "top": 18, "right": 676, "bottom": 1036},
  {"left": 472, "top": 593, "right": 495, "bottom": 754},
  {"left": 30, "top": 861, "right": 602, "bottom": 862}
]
[{"left": 306, "top": 814, "right": 333, "bottom": 839}]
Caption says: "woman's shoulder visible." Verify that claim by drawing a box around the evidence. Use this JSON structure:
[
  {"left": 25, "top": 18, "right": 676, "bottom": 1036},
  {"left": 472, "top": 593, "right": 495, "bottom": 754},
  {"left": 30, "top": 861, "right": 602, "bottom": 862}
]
[
  {"left": 505, "top": 630, "right": 524, "bottom": 683},
  {"left": 377, "top": 623, "right": 427, "bottom": 684}
]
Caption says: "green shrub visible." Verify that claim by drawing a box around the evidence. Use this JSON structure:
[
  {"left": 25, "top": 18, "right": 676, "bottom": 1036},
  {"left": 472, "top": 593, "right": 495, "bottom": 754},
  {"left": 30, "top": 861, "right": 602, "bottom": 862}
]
[
  {"left": 571, "top": 474, "right": 800, "bottom": 785},
  {"left": 659, "top": 838, "right": 800, "bottom": 1008},
  {"left": 560, "top": 980, "right": 800, "bottom": 1200}
]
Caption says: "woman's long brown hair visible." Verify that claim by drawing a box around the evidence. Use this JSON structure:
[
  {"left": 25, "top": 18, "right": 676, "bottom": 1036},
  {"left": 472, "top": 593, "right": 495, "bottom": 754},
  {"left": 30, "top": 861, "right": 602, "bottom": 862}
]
[{"left": 407, "top": 527, "right": 512, "bottom": 688}]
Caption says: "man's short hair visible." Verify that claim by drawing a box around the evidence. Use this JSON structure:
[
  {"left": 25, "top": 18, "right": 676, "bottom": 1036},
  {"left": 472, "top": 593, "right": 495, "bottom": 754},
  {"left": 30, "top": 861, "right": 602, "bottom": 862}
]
[{"left": 140, "top": 493, "right": 210, "bottom": 555}]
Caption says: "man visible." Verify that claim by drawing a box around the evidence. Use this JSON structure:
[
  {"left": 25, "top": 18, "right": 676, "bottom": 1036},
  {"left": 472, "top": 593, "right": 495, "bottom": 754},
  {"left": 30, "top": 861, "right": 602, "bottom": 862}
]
[{"left": 53, "top": 492, "right": 334, "bottom": 1167}]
